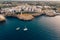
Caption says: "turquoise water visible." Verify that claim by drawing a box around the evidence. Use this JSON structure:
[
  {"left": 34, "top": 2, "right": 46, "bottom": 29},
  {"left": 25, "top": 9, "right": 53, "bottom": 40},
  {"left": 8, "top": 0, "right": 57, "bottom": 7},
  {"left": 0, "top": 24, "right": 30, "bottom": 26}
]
[{"left": 0, "top": 16, "right": 60, "bottom": 40}]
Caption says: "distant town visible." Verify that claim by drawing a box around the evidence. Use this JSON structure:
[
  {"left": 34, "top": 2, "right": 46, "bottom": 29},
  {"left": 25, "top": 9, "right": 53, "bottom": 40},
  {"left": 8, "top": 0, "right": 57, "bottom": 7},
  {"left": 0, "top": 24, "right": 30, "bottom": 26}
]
[{"left": 0, "top": 1, "right": 60, "bottom": 22}]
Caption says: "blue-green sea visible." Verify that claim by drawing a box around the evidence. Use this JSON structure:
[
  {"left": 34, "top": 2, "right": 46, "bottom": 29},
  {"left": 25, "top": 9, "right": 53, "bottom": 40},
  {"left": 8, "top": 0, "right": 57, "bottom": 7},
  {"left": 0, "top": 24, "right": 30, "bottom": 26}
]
[{"left": 0, "top": 15, "right": 60, "bottom": 40}]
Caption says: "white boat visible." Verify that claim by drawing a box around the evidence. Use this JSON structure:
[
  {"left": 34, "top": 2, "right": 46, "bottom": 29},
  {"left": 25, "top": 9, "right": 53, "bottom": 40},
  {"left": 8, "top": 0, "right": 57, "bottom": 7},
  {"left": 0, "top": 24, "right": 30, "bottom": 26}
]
[
  {"left": 16, "top": 27, "right": 20, "bottom": 31},
  {"left": 23, "top": 26, "right": 28, "bottom": 31}
]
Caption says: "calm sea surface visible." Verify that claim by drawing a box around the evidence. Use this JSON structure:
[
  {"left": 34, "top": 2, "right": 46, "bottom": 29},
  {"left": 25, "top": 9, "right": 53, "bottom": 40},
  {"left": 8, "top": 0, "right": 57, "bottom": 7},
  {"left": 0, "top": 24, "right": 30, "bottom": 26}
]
[{"left": 0, "top": 15, "right": 60, "bottom": 40}]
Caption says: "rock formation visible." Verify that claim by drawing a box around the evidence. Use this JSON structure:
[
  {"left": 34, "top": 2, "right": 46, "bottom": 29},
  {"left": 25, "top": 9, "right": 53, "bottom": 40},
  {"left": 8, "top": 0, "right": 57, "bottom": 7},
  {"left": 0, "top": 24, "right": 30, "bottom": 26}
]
[{"left": 0, "top": 15, "right": 6, "bottom": 22}]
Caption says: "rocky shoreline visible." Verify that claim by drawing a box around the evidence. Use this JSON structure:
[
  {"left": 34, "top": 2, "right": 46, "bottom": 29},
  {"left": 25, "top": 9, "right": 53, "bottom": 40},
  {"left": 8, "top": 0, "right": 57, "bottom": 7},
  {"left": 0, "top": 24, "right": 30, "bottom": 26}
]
[
  {"left": 0, "top": 9, "right": 58, "bottom": 22},
  {"left": 17, "top": 14, "right": 34, "bottom": 21},
  {"left": 0, "top": 4, "right": 60, "bottom": 22},
  {"left": 0, "top": 15, "right": 6, "bottom": 22}
]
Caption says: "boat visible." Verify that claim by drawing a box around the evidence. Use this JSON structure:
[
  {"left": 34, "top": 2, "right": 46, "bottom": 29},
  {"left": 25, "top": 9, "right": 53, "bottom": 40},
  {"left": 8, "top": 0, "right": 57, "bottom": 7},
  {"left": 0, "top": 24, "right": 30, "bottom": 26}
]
[
  {"left": 23, "top": 26, "right": 28, "bottom": 31},
  {"left": 16, "top": 27, "right": 20, "bottom": 31}
]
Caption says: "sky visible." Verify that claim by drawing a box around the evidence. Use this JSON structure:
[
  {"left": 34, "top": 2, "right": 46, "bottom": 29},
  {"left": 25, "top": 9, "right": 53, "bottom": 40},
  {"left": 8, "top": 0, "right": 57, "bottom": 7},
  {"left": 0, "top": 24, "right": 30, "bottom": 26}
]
[{"left": 0, "top": 0, "right": 60, "bottom": 1}]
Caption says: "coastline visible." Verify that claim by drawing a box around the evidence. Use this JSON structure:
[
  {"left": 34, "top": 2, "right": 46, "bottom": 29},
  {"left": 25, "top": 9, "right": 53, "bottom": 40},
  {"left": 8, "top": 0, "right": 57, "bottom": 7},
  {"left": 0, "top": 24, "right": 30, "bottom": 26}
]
[
  {"left": 0, "top": 10, "right": 58, "bottom": 22},
  {"left": 0, "top": 3, "right": 60, "bottom": 21},
  {"left": 0, "top": 8, "right": 60, "bottom": 22}
]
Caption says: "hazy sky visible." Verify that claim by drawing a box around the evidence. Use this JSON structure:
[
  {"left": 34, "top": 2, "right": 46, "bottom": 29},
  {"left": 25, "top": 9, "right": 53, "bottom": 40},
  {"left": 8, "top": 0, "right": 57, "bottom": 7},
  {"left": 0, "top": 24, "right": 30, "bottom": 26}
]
[{"left": 0, "top": 0, "right": 60, "bottom": 1}]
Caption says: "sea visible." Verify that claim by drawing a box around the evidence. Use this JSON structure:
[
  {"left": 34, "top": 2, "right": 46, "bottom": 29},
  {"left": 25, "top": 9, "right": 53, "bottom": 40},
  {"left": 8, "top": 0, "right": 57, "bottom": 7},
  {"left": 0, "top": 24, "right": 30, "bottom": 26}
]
[{"left": 0, "top": 15, "right": 60, "bottom": 40}]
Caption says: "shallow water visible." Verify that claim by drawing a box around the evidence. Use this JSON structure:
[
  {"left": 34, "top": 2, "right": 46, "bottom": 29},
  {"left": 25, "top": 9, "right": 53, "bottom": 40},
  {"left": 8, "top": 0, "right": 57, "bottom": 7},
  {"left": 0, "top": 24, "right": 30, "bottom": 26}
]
[{"left": 0, "top": 16, "right": 60, "bottom": 40}]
